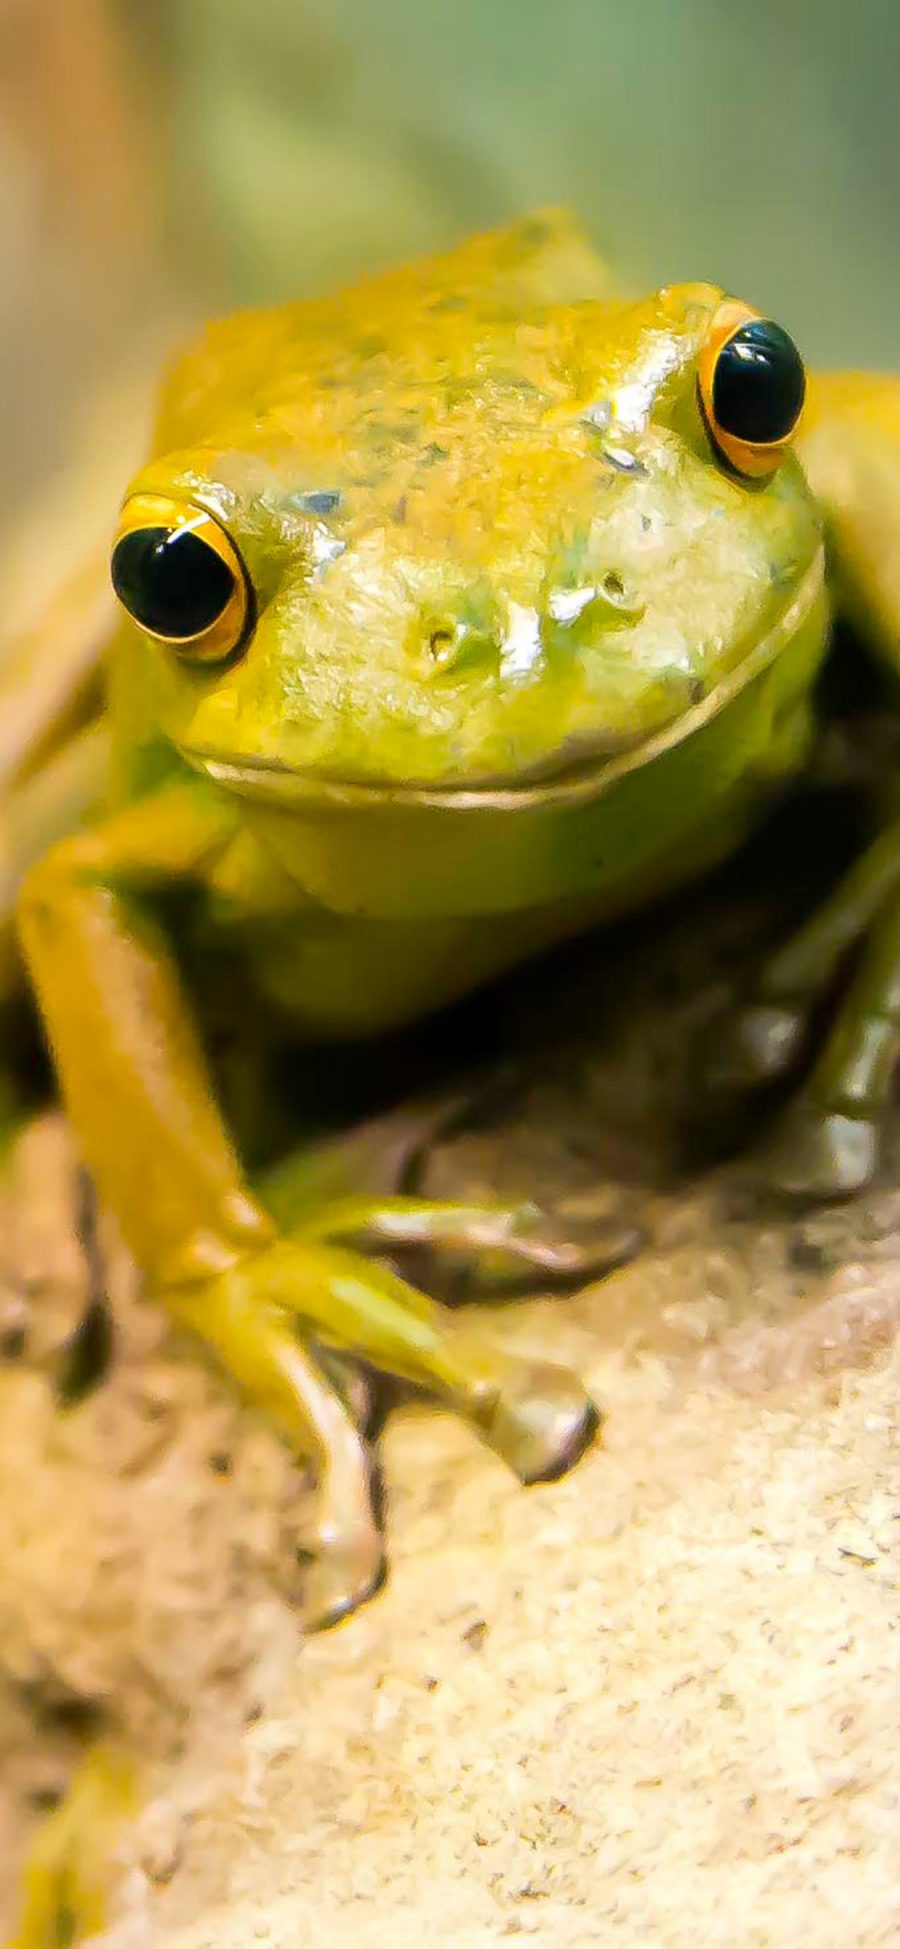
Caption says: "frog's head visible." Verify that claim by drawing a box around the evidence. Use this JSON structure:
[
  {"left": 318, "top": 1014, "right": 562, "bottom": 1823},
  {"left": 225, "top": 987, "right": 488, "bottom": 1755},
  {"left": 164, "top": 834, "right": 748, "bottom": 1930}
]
[{"left": 111, "top": 230, "right": 822, "bottom": 811}]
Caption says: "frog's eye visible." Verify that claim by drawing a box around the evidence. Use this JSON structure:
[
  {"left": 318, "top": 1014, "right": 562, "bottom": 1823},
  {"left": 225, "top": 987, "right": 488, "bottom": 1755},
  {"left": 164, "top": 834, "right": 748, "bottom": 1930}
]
[
  {"left": 111, "top": 495, "right": 251, "bottom": 662},
  {"left": 698, "top": 302, "right": 806, "bottom": 479}
]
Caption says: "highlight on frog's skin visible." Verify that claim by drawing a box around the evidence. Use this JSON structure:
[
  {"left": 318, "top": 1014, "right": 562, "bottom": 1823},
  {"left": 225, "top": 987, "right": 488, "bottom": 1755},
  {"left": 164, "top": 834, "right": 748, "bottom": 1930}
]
[
  {"left": 111, "top": 494, "right": 252, "bottom": 662},
  {"left": 698, "top": 300, "right": 806, "bottom": 479}
]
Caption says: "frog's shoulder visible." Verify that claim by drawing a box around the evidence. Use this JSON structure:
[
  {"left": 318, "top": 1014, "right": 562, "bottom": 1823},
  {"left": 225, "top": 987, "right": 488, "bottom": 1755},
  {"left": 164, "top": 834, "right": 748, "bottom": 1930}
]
[{"left": 152, "top": 210, "right": 617, "bottom": 449}]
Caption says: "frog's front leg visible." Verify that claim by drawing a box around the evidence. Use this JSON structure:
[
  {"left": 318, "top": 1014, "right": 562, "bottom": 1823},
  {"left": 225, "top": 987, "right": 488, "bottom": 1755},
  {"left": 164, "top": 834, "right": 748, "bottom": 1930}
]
[
  {"left": 709, "top": 821, "right": 900, "bottom": 1094},
  {"left": 17, "top": 777, "right": 597, "bottom": 1628},
  {"left": 752, "top": 845, "right": 900, "bottom": 1196}
]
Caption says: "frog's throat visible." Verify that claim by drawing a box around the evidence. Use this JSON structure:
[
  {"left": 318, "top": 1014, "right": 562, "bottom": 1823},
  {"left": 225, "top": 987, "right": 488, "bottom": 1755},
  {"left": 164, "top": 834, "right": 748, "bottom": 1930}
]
[{"left": 181, "top": 548, "right": 826, "bottom": 814}]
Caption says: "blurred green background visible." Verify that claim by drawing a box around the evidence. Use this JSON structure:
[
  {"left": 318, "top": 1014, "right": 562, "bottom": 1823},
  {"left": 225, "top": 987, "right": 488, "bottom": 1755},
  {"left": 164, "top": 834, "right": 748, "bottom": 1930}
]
[
  {"left": 1, "top": 0, "right": 898, "bottom": 521},
  {"left": 161, "top": 0, "right": 900, "bottom": 359}
]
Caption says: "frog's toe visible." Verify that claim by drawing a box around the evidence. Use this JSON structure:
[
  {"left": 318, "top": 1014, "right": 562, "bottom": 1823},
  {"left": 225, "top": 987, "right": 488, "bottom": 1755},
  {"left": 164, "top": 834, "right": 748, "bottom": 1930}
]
[
  {"left": 299, "top": 1508, "right": 387, "bottom": 1633},
  {"left": 757, "top": 1102, "right": 879, "bottom": 1201},
  {"left": 471, "top": 1204, "right": 643, "bottom": 1290},
  {"left": 301, "top": 1190, "right": 642, "bottom": 1293},
  {"left": 476, "top": 1362, "right": 602, "bottom": 1485}
]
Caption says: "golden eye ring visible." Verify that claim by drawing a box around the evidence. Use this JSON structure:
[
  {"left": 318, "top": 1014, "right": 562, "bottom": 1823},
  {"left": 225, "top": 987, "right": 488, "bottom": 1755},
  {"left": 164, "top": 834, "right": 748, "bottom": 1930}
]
[
  {"left": 698, "top": 300, "right": 806, "bottom": 480},
  {"left": 111, "top": 494, "right": 251, "bottom": 662}
]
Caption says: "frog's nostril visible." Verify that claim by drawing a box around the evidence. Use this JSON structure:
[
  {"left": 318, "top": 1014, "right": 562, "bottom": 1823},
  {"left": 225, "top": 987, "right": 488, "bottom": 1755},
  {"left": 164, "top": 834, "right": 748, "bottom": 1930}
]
[
  {"left": 424, "top": 616, "right": 499, "bottom": 675},
  {"left": 543, "top": 572, "right": 645, "bottom": 654}
]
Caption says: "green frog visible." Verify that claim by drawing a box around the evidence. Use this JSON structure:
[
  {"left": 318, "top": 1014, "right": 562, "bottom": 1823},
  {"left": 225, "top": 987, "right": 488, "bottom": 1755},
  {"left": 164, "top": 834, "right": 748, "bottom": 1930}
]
[{"left": 5, "top": 210, "right": 900, "bottom": 1645}]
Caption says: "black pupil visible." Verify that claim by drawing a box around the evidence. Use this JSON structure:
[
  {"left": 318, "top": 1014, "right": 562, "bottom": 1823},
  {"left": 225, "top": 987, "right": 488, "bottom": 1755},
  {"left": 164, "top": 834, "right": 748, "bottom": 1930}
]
[
  {"left": 712, "top": 319, "right": 806, "bottom": 447},
  {"left": 111, "top": 526, "right": 234, "bottom": 639}
]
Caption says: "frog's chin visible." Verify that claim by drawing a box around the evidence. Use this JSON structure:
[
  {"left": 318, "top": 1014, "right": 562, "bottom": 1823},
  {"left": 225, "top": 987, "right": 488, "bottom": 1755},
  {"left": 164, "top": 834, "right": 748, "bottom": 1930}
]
[{"left": 179, "top": 551, "right": 825, "bottom": 815}]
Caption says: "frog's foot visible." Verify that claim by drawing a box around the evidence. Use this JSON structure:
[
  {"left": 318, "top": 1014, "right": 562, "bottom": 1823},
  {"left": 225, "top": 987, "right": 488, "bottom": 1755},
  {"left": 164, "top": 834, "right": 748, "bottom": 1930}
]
[
  {"left": 11, "top": 1743, "right": 135, "bottom": 1949},
  {"left": 168, "top": 1237, "right": 599, "bottom": 1615}
]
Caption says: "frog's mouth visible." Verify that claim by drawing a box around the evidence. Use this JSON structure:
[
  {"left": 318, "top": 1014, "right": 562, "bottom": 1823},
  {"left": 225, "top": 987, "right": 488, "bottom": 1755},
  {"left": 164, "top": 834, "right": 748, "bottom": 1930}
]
[{"left": 180, "top": 552, "right": 826, "bottom": 814}]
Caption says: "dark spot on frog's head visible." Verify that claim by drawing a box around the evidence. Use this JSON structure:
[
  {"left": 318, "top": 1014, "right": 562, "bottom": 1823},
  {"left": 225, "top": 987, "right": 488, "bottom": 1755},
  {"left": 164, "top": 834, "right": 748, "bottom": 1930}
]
[
  {"left": 420, "top": 442, "right": 449, "bottom": 468},
  {"left": 392, "top": 495, "right": 408, "bottom": 524},
  {"left": 353, "top": 335, "right": 387, "bottom": 359},
  {"left": 430, "top": 293, "right": 468, "bottom": 314},
  {"left": 294, "top": 488, "right": 343, "bottom": 516}
]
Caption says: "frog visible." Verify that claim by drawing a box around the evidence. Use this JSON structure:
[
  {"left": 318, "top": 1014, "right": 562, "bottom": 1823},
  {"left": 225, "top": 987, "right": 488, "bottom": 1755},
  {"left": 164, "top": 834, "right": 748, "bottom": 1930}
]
[{"left": 4, "top": 209, "right": 900, "bottom": 1655}]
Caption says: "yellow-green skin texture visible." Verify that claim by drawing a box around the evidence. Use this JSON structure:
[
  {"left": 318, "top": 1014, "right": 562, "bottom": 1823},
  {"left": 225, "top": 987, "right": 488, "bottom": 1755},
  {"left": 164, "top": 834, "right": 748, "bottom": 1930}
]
[{"left": 112, "top": 213, "right": 826, "bottom": 1036}]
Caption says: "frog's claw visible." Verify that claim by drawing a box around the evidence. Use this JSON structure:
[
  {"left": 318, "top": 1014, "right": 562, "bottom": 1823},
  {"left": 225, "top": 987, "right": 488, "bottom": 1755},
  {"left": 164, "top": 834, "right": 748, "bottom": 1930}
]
[
  {"left": 299, "top": 1502, "right": 388, "bottom": 1633},
  {"left": 477, "top": 1365, "right": 602, "bottom": 1484}
]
